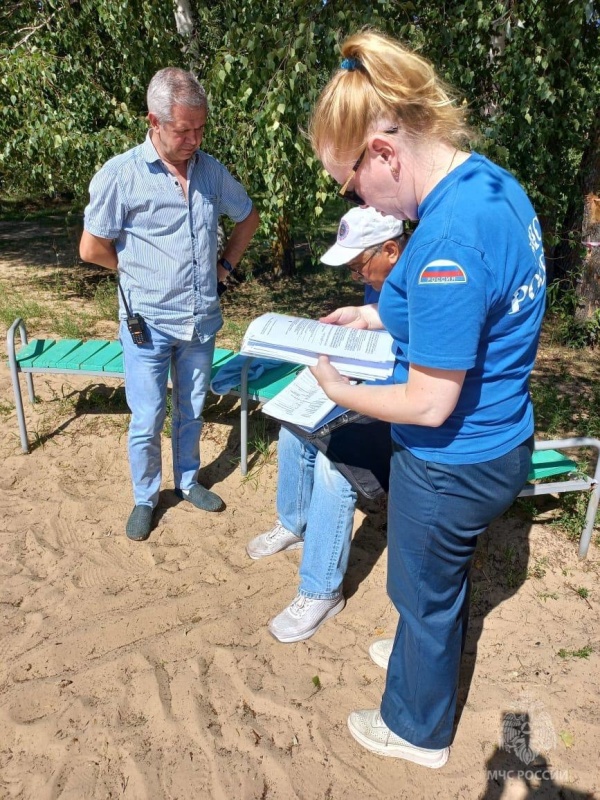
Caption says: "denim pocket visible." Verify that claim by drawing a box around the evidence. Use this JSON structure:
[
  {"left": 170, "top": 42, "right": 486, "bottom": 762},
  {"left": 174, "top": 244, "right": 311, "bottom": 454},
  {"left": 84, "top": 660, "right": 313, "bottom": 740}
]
[{"left": 423, "top": 460, "right": 454, "bottom": 493}]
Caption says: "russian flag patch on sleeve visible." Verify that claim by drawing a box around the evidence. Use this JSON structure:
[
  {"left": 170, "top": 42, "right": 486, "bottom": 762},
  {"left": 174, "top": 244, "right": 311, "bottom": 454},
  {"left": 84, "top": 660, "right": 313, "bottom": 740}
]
[{"left": 418, "top": 260, "right": 467, "bottom": 284}]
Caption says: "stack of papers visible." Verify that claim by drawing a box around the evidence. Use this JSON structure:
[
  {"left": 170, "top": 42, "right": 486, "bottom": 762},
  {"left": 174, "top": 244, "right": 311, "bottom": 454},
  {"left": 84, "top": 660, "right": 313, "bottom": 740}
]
[{"left": 240, "top": 312, "right": 395, "bottom": 381}]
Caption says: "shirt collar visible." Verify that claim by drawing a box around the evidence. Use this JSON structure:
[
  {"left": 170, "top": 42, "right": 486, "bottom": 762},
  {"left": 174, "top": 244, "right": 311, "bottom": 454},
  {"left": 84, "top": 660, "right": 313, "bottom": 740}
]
[
  {"left": 142, "top": 131, "right": 202, "bottom": 167},
  {"left": 142, "top": 131, "right": 162, "bottom": 164}
]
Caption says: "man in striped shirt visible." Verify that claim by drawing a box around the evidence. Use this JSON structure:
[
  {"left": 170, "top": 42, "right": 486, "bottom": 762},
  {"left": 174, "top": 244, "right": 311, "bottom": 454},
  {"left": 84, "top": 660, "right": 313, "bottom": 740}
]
[{"left": 80, "top": 68, "right": 260, "bottom": 541}]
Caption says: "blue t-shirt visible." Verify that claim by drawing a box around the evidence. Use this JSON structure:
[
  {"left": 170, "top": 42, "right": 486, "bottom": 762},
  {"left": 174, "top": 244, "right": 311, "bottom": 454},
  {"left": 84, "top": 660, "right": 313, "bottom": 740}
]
[
  {"left": 378, "top": 153, "right": 546, "bottom": 463},
  {"left": 363, "top": 284, "right": 381, "bottom": 305}
]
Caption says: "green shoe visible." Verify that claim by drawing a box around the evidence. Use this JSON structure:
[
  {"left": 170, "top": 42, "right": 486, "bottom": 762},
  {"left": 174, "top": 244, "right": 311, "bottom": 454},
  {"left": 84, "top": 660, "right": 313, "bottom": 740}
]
[
  {"left": 126, "top": 505, "right": 154, "bottom": 541},
  {"left": 174, "top": 484, "right": 224, "bottom": 512}
]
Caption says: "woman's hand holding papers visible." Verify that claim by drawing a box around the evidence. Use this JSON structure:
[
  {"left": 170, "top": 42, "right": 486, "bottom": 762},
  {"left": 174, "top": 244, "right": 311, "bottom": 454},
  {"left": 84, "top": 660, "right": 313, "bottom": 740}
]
[{"left": 309, "top": 356, "right": 351, "bottom": 406}]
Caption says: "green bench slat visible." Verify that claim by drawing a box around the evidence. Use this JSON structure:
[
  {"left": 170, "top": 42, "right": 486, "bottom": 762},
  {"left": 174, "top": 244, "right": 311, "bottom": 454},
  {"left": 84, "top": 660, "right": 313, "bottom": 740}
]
[
  {"left": 527, "top": 449, "right": 577, "bottom": 481},
  {"left": 102, "top": 352, "right": 124, "bottom": 373},
  {"left": 30, "top": 339, "right": 84, "bottom": 367},
  {"left": 16, "top": 339, "right": 58, "bottom": 367},
  {"left": 17, "top": 338, "right": 236, "bottom": 377},
  {"left": 57, "top": 340, "right": 114, "bottom": 370},
  {"left": 80, "top": 341, "right": 124, "bottom": 371}
]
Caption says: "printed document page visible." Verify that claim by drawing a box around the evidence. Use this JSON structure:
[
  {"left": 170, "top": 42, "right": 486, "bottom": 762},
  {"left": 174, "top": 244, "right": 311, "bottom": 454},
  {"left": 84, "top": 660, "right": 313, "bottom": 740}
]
[{"left": 261, "top": 368, "right": 348, "bottom": 430}]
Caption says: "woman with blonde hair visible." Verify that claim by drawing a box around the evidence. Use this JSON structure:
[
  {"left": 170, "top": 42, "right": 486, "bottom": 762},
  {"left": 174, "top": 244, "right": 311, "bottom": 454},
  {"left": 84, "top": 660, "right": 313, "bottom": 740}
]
[{"left": 308, "top": 30, "right": 546, "bottom": 768}]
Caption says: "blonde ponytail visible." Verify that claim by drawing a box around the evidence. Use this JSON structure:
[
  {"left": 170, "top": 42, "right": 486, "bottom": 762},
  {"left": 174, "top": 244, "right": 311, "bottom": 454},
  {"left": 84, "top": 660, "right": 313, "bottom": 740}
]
[{"left": 310, "top": 30, "right": 472, "bottom": 164}]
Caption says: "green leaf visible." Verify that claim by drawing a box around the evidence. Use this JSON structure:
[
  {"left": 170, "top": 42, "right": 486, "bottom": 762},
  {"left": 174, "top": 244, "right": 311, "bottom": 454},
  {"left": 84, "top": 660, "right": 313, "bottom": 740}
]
[{"left": 559, "top": 730, "right": 574, "bottom": 748}]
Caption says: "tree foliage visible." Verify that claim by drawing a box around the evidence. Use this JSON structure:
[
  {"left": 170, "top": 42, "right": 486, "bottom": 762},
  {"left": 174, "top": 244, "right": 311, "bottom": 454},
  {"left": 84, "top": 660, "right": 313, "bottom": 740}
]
[
  {"left": 1, "top": 0, "right": 599, "bottom": 310},
  {"left": 0, "top": 0, "right": 181, "bottom": 199},
  {"left": 187, "top": 0, "right": 396, "bottom": 272},
  {"left": 402, "top": 2, "right": 599, "bottom": 247}
]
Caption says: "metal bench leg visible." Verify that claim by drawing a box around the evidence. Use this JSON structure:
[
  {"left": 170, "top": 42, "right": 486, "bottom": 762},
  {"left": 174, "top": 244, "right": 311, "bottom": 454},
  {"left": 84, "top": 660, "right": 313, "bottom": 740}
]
[
  {"left": 576, "top": 438, "right": 600, "bottom": 558},
  {"left": 578, "top": 437, "right": 600, "bottom": 558},
  {"left": 6, "top": 318, "right": 32, "bottom": 454},
  {"left": 240, "top": 359, "right": 251, "bottom": 476},
  {"left": 578, "top": 482, "right": 600, "bottom": 559}
]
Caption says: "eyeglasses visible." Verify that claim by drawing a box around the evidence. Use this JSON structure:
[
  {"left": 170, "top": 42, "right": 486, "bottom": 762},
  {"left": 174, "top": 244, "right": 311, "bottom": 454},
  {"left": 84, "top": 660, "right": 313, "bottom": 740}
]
[
  {"left": 338, "top": 126, "right": 399, "bottom": 206},
  {"left": 339, "top": 150, "right": 366, "bottom": 206},
  {"left": 345, "top": 249, "right": 377, "bottom": 278}
]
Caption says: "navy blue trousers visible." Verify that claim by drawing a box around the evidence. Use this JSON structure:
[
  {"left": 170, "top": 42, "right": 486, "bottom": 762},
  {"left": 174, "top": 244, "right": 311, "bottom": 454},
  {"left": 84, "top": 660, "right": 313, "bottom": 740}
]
[{"left": 380, "top": 436, "right": 533, "bottom": 749}]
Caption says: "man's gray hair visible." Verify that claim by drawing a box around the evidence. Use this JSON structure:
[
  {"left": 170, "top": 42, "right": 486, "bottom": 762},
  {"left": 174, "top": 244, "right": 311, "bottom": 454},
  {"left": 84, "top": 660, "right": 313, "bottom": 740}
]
[{"left": 147, "top": 67, "right": 208, "bottom": 124}]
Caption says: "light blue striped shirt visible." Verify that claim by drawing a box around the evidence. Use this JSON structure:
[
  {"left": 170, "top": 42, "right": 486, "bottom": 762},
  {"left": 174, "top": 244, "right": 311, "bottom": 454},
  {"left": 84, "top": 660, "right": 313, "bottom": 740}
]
[{"left": 83, "top": 133, "right": 253, "bottom": 340}]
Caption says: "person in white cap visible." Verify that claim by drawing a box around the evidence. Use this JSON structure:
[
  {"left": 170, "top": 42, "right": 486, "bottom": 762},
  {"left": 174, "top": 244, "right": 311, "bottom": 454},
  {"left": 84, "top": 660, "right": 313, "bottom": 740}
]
[{"left": 246, "top": 206, "right": 406, "bottom": 643}]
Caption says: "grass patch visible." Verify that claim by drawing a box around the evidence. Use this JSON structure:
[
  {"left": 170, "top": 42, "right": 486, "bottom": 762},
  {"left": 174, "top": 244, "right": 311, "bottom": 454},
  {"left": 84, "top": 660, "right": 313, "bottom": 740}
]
[
  {"left": 557, "top": 645, "right": 593, "bottom": 660},
  {"left": 0, "top": 288, "right": 47, "bottom": 328},
  {"left": 528, "top": 557, "right": 549, "bottom": 579},
  {"left": 550, "top": 491, "right": 594, "bottom": 543},
  {"left": 49, "top": 310, "right": 101, "bottom": 339},
  {"left": 93, "top": 277, "right": 119, "bottom": 318},
  {"left": 0, "top": 194, "right": 81, "bottom": 221},
  {"left": 241, "top": 415, "right": 279, "bottom": 488}
]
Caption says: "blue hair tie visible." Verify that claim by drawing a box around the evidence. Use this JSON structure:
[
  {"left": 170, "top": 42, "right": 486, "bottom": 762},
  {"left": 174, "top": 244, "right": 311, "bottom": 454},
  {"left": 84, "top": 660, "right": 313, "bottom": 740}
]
[{"left": 340, "top": 57, "right": 361, "bottom": 71}]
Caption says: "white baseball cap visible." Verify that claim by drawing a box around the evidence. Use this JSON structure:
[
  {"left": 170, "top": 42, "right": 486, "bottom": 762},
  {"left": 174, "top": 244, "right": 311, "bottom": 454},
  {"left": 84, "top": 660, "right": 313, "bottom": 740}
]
[{"left": 320, "top": 206, "right": 405, "bottom": 266}]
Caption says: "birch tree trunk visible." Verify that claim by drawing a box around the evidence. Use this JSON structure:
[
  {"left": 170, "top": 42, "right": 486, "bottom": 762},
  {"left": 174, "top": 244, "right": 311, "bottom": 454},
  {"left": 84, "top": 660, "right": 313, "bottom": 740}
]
[{"left": 173, "top": 0, "right": 194, "bottom": 37}]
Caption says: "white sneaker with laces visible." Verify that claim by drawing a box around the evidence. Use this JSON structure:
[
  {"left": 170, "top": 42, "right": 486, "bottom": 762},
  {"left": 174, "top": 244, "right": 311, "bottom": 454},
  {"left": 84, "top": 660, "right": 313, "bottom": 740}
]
[
  {"left": 268, "top": 593, "right": 345, "bottom": 643},
  {"left": 369, "top": 638, "right": 393, "bottom": 669},
  {"left": 348, "top": 709, "right": 449, "bottom": 768},
  {"left": 246, "top": 521, "right": 303, "bottom": 560}
]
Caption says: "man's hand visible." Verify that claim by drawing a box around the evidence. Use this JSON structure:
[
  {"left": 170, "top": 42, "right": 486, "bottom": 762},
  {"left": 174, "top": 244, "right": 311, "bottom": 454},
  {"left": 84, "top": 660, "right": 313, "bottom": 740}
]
[
  {"left": 219, "top": 206, "right": 260, "bottom": 279},
  {"left": 320, "top": 303, "right": 383, "bottom": 330}
]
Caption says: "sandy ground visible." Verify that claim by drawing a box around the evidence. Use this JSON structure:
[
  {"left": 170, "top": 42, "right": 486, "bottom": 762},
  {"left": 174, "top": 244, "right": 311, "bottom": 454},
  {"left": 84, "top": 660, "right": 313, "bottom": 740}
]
[{"left": 0, "top": 221, "right": 599, "bottom": 799}]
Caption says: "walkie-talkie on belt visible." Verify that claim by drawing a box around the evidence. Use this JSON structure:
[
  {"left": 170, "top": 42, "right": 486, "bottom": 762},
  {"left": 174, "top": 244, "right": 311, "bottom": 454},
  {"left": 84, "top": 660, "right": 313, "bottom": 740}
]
[{"left": 118, "top": 277, "right": 148, "bottom": 346}]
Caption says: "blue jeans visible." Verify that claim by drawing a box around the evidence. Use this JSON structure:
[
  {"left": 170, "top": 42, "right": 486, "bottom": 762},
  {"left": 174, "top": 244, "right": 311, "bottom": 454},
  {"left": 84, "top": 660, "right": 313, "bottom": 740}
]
[
  {"left": 120, "top": 320, "right": 215, "bottom": 507},
  {"left": 380, "top": 437, "right": 533, "bottom": 749},
  {"left": 276, "top": 427, "right": 357, "bottom": 599}
]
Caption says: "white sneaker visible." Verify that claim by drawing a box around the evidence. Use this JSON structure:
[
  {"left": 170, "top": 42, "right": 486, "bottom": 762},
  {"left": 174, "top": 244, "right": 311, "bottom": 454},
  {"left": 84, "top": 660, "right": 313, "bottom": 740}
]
[
  {"left": 369, "top": 638, "right": 393, "bottom": 669},
  {"left": 268, "top": 593, "right": 345, "bottom": 643},
  {"left": 246, "top": 521, "right": 303, "bottom": 560},
  {"left": 348, "top": 709, "right": 449, "bottom": 768}
]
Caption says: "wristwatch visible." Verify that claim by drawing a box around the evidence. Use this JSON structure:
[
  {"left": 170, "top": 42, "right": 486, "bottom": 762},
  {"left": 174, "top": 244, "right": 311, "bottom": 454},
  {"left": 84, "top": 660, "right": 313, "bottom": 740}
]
[
  {"left": 218, "top": 257, "right": 234, "bottom": 274},
  {"left": 217, "top": 257, "right": 234, "bottom": 297}
]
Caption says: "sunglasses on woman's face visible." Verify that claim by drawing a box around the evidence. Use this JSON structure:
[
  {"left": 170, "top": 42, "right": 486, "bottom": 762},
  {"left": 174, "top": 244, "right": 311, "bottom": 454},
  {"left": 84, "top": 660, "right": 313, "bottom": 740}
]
[
  {"left": 339, "top": 149, "right": 366, "bottom": 205},
  {"left": 338, "top": 127, "right": 399, "bottom": 206}
]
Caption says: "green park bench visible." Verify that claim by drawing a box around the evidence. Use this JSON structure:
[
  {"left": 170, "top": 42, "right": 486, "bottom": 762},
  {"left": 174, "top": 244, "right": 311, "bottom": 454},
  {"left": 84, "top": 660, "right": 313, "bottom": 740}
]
[
  {"left": 6, "top": 315, "right": 236, "bottom": 449},
  {"left": 6, "top": 316, "right": 300, "bottom": 478},
  {"left": 6, "top": 317, "right": 599, "bottom": 558}
]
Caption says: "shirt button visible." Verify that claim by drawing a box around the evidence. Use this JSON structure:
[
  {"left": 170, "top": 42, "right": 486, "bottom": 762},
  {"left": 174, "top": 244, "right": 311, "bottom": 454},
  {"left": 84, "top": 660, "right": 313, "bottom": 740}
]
[{"left": 193, "top": 260, "right": 197, "bottom": 265}]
